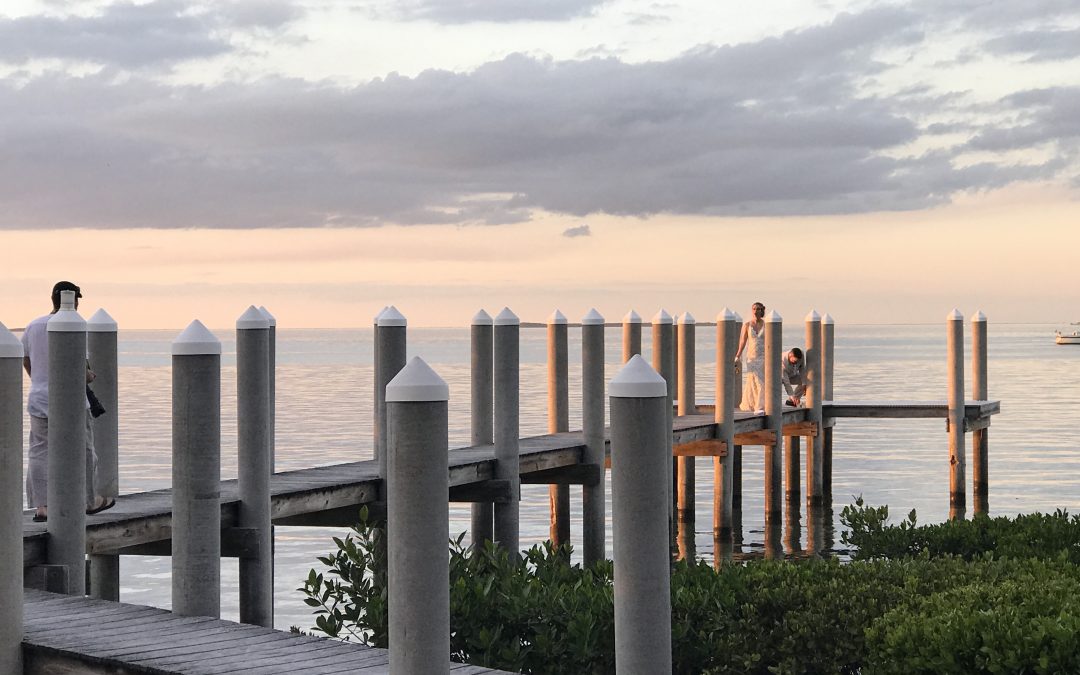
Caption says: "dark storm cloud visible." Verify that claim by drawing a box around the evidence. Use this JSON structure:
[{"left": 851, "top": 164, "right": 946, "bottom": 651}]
[
  {"left": 389, "top": 0, "right": 609, "bottom": 23},
  {"left": 0, "top": 0, "right": 302, "bottom": 67},
  {"left": 0, "top": 4, "right": 1073, "bottom": 230}
]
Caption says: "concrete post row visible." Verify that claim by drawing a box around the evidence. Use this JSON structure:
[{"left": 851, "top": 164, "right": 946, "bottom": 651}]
[{"left": 87, "top": 308, "right": 120, "bottom": 601}]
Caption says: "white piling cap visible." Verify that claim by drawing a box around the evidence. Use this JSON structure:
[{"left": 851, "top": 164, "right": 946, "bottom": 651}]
[
  {"left": 472, "top": 309, "right": 493, "bottom": 326},
  {"left": 623, "top": 310, "right": 641, "bottom": 324},
  {"left": 581, "top": 308, "right": 604, "bottom": 325},
  {"left": 378, "top": 305, "right": 407, "bottom": 327},
  {"left": 678, "top": 311, "right": 696, "bottom": 325},
  {"left": 172, "top": 320, "right": 222, "bottom": 356},
  {"left": 733, "top": 311, "right": 743, "bottom": 322},
  {"left": 237, "top": 305, "right": 269, "bottom": 330},
  {"left": 258, "top": 306, "right": 277, "bottom": 327},
  {"left": 823, "top": 313, "right": 835, "bottom": 325},
  {"left": 373, "top": 306, "right": 389, "bottom": 323},
  {"left": 767, "top": 310, "right": 782, "bottom": 323},
  {"left": 610, "top": 354, "right": 667, "bottom": 398},
  {"left": 0, "top": 321, "right": 23, "bottom": 358},
  {"left": 494, "top": 307, "right": 519, "bottom": 326},
  {"left": 385, "top": 356, "right": 449, "bottom": 402},
  {"left": 718, "top": 308, "right": 737, "bottom": 322},
  {"left": 86, "top": 308, "right": 118, "bottom": 332},
  {"left": 973, "top": 310, "right": 987, "bottom": 322},
  {"left": 548, "top": 309, "right": 567, "bottom": 325},
  {"left": 805, "top": 309, "right": 821, "bottom": 323},
  {"left": 948, "top": 308, "right": 963, "bottom": 321},
  {"left": 652, "top": 309, "right": 672, "bottom": 325},
  {"left": 48, "top": 291, "right": 86, "bottom": 332}
]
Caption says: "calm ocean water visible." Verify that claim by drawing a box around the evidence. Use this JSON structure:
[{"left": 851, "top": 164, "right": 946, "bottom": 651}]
[{"left": 20, "top": 322, "right": 1080, "bottom": 630}]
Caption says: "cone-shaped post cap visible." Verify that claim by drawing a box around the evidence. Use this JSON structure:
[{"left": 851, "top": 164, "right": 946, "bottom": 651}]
[
  {"left": 733, "top": 311, "right": 743, "bottom": 322},
  {"left": 823, "top": 313, "right": 835, "bottom": 325},
  {"left": 767, "top": 310, "right": 782, "bottom": 323},
  {"left": 973, "top": 310, "right": 987, "bottom": 322},
  {"left": 494, "top": 307, "right": 519, "bottom": 325},
  {"left": 378, "top": 305, "right": 407, "bottom": 327},
  {"left": 652, "top": 309, "right": 672, "bottom": 325},
  {"left": 258, "top": 306, "right": 277, "bottom": 327},
  {"left": 237, "top": 305, "right": 269, "bottom": 330},
  {"left": 948, "top": 308, "right": 963, "bottom": 321},
  {"left": 472, "top": 309, "right": 493, "bottom": 326},
  {"left": 386, "top": 356, "right": 449, "bottom": 402},
  {"left": 373, "top": 306, "right": 389, "bottom": 323},
  {"left": 0, "top": 321, "right": 23, "bottom": 358},
  {"left": 805, "top": 309, "right": 821, "bottom": 322},
  {"left": 678, "top": 311, "right": 696, "bottom": 325},
  {"left": 610, "top": 354, "right": 667, "bottom": 398},
  {"left": 718, "top": 307, "right": 737, "bottom": 322},
  {"left": 87, "top": 308, "right": 118, "bottom": 332},
  {"left": 48, "top": 293, "right": 86, "bottom": 332},
  {"left": 581, "top": 308, "right": 604, "bottom": 325},
  {"left": 548, "top": 309, "right": 567, "bottom": 325},
  {"left": 623, "top": 310, "right": 642, "bottom": 323},
  {"left": 173, "top": 320, "right": 222, "bottom": 356}
]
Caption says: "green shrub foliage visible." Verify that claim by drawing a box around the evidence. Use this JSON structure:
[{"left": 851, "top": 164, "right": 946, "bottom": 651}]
[{"left": 301, "top": 506, "right": 1080, "bottom": 674}]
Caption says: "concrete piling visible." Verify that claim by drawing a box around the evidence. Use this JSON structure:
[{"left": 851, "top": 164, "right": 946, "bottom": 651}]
[
  {"left": 47, "top": 290, "right": 88, "bottom": 595},
  {"left": 171, "top": 320, "right": 222, "bottom": 619},
  {"left": 763, "top": 310, "right": 783, "bottom": 526},
  {"left": 805, "top": 310, "right": 823, "bottom": 507},
  {"left": 821, "top": 314, "right": 835, "bottom": 502},
  {"left": 258, "top": 307, "right": 276, "bottom": 471},
  {"left": 650, "top": 310, "right": 675, "bottom": 528},
  {"left": 373, "top": 307, "right": 387, "bottom": 462},
  {"left": 622, "top": 310, "right": 642, "bottom": 363},
  {"left": 677, "top": 312, "right": 696, "bottom": 526},
  {"left": 610, "top": 355, "right": 672, "bottom": 675},
  {"left": 581, "top": 309, "right": 606, "bottom": 566},
  {"left": 732, "top": 312, "right": 743, "bottom": 512},
  {"left": 972, "top": 310, "right": 988, "bottom": 514},
  {"left": 947, "top": 309, "right": 966, "bottom": 519},
  {"left": 493, "top": 308, "right": 520, "bottom": 555},
  {"left": 87, "top": 308, "right": 120, "bottom": 601},
  {"left": 1, "top": 322, "right": 24, "bottom": 674},
  {"left": 714, "top": 309, "right": 737, "bottom": 537},
  {"left": 547, "top": 310, "right": 570, "bottom": 549},
  {"left": 470, "top": 309, "right": 494, "bottom": 547},
  {"left": 377, "top": 307, "right": 408, "bottom": 483},
  {"left": 386, "top": 358, "right": 451, "bottom": 675},
  {"left": 237, "top": 305, "right": 273, "bottom": 626}
]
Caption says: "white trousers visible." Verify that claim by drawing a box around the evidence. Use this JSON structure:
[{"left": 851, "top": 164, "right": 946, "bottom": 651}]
[{"left": 27, "top": 412, "right": 98, "bottom": 509}]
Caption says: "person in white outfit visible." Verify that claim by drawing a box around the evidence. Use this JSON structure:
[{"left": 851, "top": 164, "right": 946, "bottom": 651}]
[{"left": 735, "top": 302, "right": 766, "bottom": 411}]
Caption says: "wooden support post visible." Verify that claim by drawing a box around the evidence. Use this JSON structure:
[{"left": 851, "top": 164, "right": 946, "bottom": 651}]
[
  {"left": 610, "top": 356, "right": 672, "bottom": 675},
  {"left": 714, "top": 309, "right": 737, "bottom": 538},
  {"left": 785, "top": 435, "right": 800, "bottom": 504},
  {"left": 386, "top": 358, "right": 450, "bottom": 675},
  {"left": 947, "top": 309, "right": 966, "bottom": 519},
  {"left": 651, "top": 310, "right": 675, "bottom": 530},
  {"left": 87, "top": 309, "right": 120, "bottom": 601},
  {"left": 0, "top": 322, "right": 24, "bottom": 675},
  {"left": 493, "top": 308, "right": 520, "bottom": 555},
  {"left": 764, "top": 311, "right": 784, "bottom": 527},
  {"left": 47, "top": 291, "right": 88, "bottom": 596},
  {"left": 822, "top": 314, "right": 835, "bottom": 503},
  {"left": 805, "top": 310, "right": 823, "bottom": 506},
  {"left": 677, "top": 312, "right": 696, "bottom": 526},
  {"left": 622, "top": 310, "right": 642, "bottom": 363},
  {"left": 470, "top": 310, "right": 494, "bottom": 547},
  {"left": 171, "top": 321, "right": 222, "bottom": 619},
  {"left": 972, "top": 310, "right": 988, "bottom": 515},
  {"left": 547, "top": 310, "right": 570, "bottom": 549},
  {"left": 237, "top": 306, "right": 272, "bottom": 627},
  {"left": 581, "top": 309, "right": 606, "bottom": 566}
]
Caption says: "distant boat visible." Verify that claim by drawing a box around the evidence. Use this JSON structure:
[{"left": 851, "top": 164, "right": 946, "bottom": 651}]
[{"left": 1056, "top": 330, "right": 1080, "bottom": 345}]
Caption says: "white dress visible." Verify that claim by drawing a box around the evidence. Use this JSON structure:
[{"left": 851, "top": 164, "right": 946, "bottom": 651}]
[{"left": 741, "top": 321, "right": 765, "bottom": 411}]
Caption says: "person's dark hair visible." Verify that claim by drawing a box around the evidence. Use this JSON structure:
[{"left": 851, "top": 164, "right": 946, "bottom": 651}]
[
  {"left": 790, "top": 347, "right": 804, "bottom": 360},
  {"left": 51, "top": 281, "right": 82, "bottom": 311}
]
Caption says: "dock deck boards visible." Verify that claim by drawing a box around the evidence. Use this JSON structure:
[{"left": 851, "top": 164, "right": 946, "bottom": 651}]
[{"left": 22, "top": 589, "right": 510, "bottom": 674}]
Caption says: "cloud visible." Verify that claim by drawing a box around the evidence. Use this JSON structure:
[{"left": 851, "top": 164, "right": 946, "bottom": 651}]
[
  {"left": 0, "top": 5, "right": 1075, "bottom": 230},
  {"left": 0, "top": 0, "right": 302, "bottom": 68},
  {"left": 387, "top": 0, "right": 609, "bottom": 24},
  {"left": 984, "top": 28, "right": 1080, "bottom": 62},
  {"left": 562, "top": 224, "right": 591, "bottom": 238}
]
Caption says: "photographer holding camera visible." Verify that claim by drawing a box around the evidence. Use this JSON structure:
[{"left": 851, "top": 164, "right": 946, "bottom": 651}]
[{"left": 22, "top": 281, "right": 115, "bottom": 522}]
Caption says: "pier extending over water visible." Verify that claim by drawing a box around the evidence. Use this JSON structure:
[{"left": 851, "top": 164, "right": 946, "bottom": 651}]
[{"left": 1, "top": 303, "right": 999, "bottom": 674}]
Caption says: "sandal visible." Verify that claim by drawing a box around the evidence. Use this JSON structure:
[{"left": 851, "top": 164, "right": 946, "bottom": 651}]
[
  {"left": 86, "top": 497, "right": 116, "bottom": 515},
  {"left": 32, "top": 513, "right": 47, "bottom": 523}
]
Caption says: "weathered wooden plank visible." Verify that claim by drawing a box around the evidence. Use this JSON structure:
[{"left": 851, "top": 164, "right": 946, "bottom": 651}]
[{"left": 673, "top": 440, "right": 728, "bottom": 457}]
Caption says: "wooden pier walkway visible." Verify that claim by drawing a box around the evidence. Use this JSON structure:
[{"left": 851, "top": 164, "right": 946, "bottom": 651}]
[{"left": 22, "top": 589, "right": 511, "bottom": 674}]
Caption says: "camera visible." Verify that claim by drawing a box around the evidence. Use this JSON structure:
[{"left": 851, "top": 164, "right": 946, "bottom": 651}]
[{"left": 87, "top": 386, "right": 107, "bottom": 418}]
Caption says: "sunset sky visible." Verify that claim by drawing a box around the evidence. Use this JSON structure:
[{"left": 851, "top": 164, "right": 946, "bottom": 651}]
[{"left": 2, "top": 0, "right": 1078, "bottom": 328}]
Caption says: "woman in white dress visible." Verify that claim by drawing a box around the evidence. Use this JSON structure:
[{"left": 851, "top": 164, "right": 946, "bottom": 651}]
[{"left": 736, "top": 302, "right": 766, "bottom": 411}]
